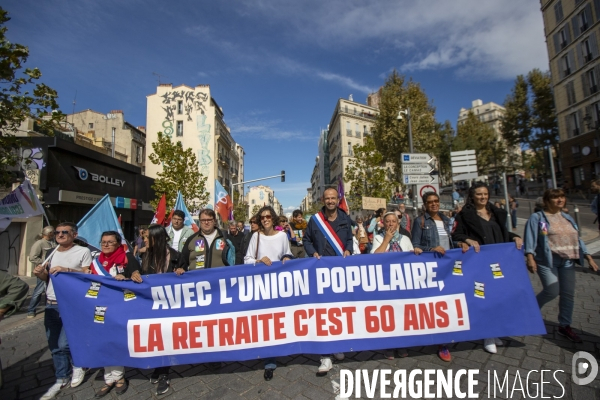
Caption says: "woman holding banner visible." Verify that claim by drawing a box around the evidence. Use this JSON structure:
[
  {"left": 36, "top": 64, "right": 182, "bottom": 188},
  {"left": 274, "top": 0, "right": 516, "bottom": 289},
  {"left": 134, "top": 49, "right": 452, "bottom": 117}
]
[
  {"left": 371, "top": 212, "right": 422, "bottom": 359},
  {"left": 244, "top": 205, "right": 293, "bottom": 381},
  {"left": 452, "top": 182, "right": 523, "bottom": 354},
  {"left": 130, "top": 225, "right": 181, "bottom": 396},
  {"left": 410, "top": 192, "right": 456, "bottom": 362},
  {"left": 91, "top": 231, "right": 140, "bottom": 397},
  {"left": 524, "top": 188, "right": 598, "bottom": 343}
]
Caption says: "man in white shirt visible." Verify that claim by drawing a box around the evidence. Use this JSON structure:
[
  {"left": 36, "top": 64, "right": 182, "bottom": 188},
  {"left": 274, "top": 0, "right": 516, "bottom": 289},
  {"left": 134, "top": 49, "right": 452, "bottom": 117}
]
[
  {"left": 168, "top": 210, "right": 195, "bottom": 252},
  {"left": 34, "top": 222, "right": 92, "bottom": 400}
]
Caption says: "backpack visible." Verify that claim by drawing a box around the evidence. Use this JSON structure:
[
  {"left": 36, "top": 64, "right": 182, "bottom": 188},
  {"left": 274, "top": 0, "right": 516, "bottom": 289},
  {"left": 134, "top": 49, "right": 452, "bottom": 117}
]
[{"left": 221, "top": 237, "right": 236, "bottom": 266}]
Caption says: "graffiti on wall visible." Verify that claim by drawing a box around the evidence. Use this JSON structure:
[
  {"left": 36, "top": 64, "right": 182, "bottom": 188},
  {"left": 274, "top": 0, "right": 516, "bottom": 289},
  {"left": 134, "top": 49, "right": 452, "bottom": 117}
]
[
  {"left": 0, "top": 224, "right": 21, "bottom": 274},
  {"left": 159, "top": 89, "right": 212, "bottom": 178},
  {"left": 20, "top": 147, "right": 45, "bottom": 185}
]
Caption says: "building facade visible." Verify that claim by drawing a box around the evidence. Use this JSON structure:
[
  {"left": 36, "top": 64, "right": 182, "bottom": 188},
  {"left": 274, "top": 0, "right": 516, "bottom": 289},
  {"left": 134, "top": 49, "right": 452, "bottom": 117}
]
[
  {"left": 541, "top": 0, "right": 600, "bottom": 188},
  {"left": 245, "top": 185, "right": 283, "bottom": 217},
  {"left": 457, "top": 99, "right": 522, "bottom": 174},
  {"left": 65, "top": 109, "right": 146, "bottom": 173},
  {"left": 146, "top": 84, "right": 243, "bottom": 209}
]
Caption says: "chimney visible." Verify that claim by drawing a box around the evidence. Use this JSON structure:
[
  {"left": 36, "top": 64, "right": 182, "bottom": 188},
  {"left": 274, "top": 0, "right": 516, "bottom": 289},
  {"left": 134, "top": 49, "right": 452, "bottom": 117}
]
[
  {"left": 110, "top": 110, "right": 123, "bottom": 114},
  {"left": 137, "top": 126, "right": 146, "bottom": 133}
]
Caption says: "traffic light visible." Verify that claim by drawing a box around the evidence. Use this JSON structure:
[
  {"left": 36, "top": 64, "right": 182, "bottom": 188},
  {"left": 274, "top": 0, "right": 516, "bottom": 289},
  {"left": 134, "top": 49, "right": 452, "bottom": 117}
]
[{"left": 281, "top": 170, "right": 285, "bottom": 182}]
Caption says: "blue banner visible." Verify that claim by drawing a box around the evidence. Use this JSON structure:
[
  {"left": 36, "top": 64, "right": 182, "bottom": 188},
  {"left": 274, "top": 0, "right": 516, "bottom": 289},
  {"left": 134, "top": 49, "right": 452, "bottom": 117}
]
[{"left": 53, "top": 243, "right": 545, "bottom": 369}]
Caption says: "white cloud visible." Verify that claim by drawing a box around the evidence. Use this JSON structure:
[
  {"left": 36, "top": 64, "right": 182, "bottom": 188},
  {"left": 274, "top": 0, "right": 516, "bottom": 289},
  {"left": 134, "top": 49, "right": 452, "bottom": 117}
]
[{"left": 228, "top": 115, "right": 317, "bottom": 141}]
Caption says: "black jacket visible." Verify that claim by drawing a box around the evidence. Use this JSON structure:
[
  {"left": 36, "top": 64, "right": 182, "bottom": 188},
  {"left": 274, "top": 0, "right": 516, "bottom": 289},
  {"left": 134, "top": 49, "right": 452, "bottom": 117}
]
[
  {"left": 304, "top": 207, "right": 354, "bottom": 256},
  {"left": 451, "top": 203, "right": 520, "bottom": 245}
]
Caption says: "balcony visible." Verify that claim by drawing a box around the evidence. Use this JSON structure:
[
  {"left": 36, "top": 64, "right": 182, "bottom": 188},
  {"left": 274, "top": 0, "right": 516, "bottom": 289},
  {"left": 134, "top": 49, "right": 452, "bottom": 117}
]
[{"left": 218, "top": 154, "right": 230, "bottom": 166}]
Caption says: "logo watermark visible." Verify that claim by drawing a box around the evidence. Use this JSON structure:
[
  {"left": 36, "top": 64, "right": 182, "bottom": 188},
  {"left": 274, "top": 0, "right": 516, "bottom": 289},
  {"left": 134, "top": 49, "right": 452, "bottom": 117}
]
[{"left": 572, "top": 351, "right": 598, "bottom": 386}]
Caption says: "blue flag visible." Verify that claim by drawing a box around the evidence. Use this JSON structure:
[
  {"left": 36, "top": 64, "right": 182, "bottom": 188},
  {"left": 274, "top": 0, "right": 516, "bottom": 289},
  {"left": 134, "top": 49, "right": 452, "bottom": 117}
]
[{"left": 76, "top": 194, "right": 127, "bottom": 252}]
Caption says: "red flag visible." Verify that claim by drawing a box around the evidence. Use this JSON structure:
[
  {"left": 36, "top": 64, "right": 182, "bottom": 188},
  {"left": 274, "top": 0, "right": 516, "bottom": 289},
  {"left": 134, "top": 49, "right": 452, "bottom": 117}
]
[
  {"left": 338, "top": 177, "right": 349, "bottom": 214},
  {"left": 163, "top": 209, "right": 174, "bottom": 227},
  {"left": 151, "top": 194, "right": 167, "bottom": 225}
]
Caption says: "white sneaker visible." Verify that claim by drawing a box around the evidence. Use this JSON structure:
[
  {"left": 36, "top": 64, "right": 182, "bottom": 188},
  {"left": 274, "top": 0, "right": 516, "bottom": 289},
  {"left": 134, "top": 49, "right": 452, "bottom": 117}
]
[
  {"left": 318, "top": 357, "right": 333, "bottom": 373},
  {"left": 494, "top": 337, "right": 503, "bottom": 347},
  {"left": 70, "top": 366, "right": 87, "bottom": 387},
  {"left": 41, "top": 381, "right": 68, "bottom": 400},
  {"left": 483, "top": 338, "right": 497, "bottom": 354},
  {"left": 333, "top": 352, "right": 345, "bottom": 361}
]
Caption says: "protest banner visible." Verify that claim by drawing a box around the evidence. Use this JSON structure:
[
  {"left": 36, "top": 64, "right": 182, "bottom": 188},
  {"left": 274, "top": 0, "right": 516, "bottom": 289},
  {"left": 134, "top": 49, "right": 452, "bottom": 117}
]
[
  {"left": 52, "top": 243, "right": 545, "bottom": 369},
  {"left": 0, "top": 180, "right": 46, "bottom": 231},
  {"left": 362, "top": 196, "right": 387, "bottom": 210}
]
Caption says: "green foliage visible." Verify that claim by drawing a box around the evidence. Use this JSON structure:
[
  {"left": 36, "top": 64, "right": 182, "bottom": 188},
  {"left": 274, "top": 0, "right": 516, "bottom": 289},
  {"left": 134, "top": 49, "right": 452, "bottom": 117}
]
[
  {"left": 344, "top": 135, "right": 399, "bottom": 211},
  {"left": 0, "top": 7, "right": 63, "bottom": 187},
  {"left": 432, "top": 120, "right": 454, "bottom": 185},
  {"left": 148, "top": 132, "right": 209, "bottom": 213},
  {"left": 373, "top": 70, "right": 438, "bottom": 179},
  {"left": 501, "top": 69, "right": 558, "bottom": 170},
  {"left": 232, "top": 190, "right": 247, "bottom": 223},
  {"left": 251, "top": 204, "right": 261, "bottom": 218},
  {"left": 454, "top": 111, "right": 497, "bottom": 175}
]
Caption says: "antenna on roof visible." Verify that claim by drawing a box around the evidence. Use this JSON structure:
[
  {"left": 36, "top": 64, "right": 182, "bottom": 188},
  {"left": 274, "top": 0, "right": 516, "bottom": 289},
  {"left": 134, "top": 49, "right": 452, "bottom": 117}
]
[
  {"left": 152, "top": 72, "right": 168, "bottom": 84},
  {"left": 71, "top": 90, "right": 77, "bottom": 125}
]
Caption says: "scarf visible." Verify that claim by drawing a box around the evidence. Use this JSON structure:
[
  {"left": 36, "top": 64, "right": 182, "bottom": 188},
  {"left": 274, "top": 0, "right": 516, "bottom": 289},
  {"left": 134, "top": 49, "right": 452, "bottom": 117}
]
[
  {"left": 292, "top": 220, "right": 308, "bottom": 230},
  {"left": 97, "top": 246, "right": 128, "bottom": 276},
  {"left": 379, "top": 231, "right": 403, "bottom": 252}
]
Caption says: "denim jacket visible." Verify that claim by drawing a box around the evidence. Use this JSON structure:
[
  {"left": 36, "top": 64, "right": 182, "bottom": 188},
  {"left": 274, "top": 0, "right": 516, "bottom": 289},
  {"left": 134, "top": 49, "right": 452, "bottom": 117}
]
[
  {"left": 524, "top": 211, "right": 588, "bottom": 267},
  {"left": 411, "top": 212, "right": 455, "bottom": 251}
]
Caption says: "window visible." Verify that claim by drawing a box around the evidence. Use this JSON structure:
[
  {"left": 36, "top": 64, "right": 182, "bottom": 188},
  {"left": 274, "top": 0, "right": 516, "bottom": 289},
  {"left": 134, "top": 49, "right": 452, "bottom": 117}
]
[
  {"left": 346, "top": 121, "right": 352, "bottom": 136},
  {"left": 136, "top": 146, "right": 143, "bottom": 163},
  {"left": 353, "top": 108, "right": 357, "bottom": 115},
  {"left": 347, "top": 142, "right": 353, "bottom": 156},
  {"left": 572, "top": 144, "right": 581, "bottom": 154},
  {"left": 566, "top": 111, "right": 581, "bottom": 137},
  {"left": 363, "top": 125, "right": 368, "bottom": 133},
  {"left": 176, "top": 121, "right": 183, "bottom": 137},
  {"left": 554, "top": 1, "right": 564, "bottom": 23},
  {"left": 572, "top": 166, "right": 585, "bottom": 186},
  {"left": 88, "top": 123, "right": 94, "bottom": 129},
  {"left": 344, "top": 105, "right": 348, "bottom": 113},
  {"left": 560, "top": 52, "right": 573, "bottom": 78},
  {"left": 566, "top": 81, "right": 576, "bottom": 105},
  {"left": 578, "top": 9, "right": 589, "bottom": 33},
  {"left": 177, "top": 101, "right": 183, "bottom": 115},
  {"left": 589, "top": 68, "right": 598, "bottom": 93},
  {"left": 355, "top": 123, "right": 360, "bottom": 136},
  {"left": 251, "top": 199, "right": 255, "bottom": 205},
  {"left": 572, "top": 4, "right": 592, "bottom": 37}
]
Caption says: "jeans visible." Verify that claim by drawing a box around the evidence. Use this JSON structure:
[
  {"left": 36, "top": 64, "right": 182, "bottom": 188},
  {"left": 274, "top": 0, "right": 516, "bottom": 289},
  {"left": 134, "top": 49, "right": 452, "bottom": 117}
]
[
  {"left": 28, "top": 278, "right": 46, "bottom": 313},
  {"left": 511, "top": 210, "right": 517, "bottom": 229},
  {"left": 536, "top": 255, "right": 575, "bottom": 327},
  {"left": 45, "top": 304, "right": 72, "bottom": 380}
]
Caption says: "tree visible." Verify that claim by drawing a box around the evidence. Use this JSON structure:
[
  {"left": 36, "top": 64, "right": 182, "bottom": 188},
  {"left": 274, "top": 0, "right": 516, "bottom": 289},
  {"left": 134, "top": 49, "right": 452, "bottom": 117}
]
[
  {"left": 345, "top": 135, "right": 399, "bottom": 211},
  {"left": 501, "top": 69, "right": 558, "bottom": 175},
  {"left": 148, "top": 132, "right": 209, "bottom": 213},
  {"left": 373, "top": 70, "right": 438, "bottom": 179},
  {"left": 432, "top": 120, "right": 454, "bottom": 185},
  {"left": 454, "top": 111, "right": 496, "bottom": 175},
  {"left": 251, "top": 204, "right": 261, "bottom": 217},
  {"left": 232, "top": 190, "right": 247, "bottom": 222},
  {"left": 0, "top": 7, "right": 63, "bottom": 187}
]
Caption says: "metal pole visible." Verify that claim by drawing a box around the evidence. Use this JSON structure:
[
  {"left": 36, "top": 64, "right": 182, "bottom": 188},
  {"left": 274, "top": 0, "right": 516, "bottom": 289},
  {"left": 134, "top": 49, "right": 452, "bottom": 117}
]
[
  {"left": 407, "top": 107, "right": 418, "bottom": 219},
  {"left": 574, "top": 205, "right": 581, "bottom": 236},
  {"left": 111, "top": 127, "right": 116, "bottom": 158},
  {"left": 502, "top": 172, "right": 511, "bottom": 232},
  {"left": 549, "top": 146, "right": 557, "bottom": 189}
]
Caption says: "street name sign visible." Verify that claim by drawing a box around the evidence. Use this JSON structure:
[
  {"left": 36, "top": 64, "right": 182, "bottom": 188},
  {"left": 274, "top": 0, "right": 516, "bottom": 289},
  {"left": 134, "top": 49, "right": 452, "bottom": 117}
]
[
  {"left": 402, "top": 163, "right": 434, "bottom": 174},
  {"left": 403, "top": 175, "right": 439, "bottom": 184},
  {"left": 401, "top": 153, "right": 434, "bottom": 164}
]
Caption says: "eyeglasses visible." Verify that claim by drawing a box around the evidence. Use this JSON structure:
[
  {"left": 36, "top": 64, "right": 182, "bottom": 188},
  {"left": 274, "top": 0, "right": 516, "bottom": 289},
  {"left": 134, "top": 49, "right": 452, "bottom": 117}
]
[
  {"left": 100, "top": 241, "right": 118, "bottom": 246},
  {"left": 199, "top": 219, "right": 214, "bottom": 223},
  {"left": 250, "top": 221, "right": 258, "bottom": 224},
  {"left": 54, "top": 230, "right": 71, "bottom": 236},
  {"left": 260, "top": 215, "right": 272, "bottom": 220},
  {"left": 426, "top": 200, "right": 440, "bottom": 204}
]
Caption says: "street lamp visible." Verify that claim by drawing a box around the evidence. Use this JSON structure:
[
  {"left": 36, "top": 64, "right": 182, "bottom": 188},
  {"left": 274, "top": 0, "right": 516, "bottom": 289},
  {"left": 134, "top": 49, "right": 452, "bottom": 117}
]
[{"left": 397, "top": 107, "right": 417, "bottom": 217}]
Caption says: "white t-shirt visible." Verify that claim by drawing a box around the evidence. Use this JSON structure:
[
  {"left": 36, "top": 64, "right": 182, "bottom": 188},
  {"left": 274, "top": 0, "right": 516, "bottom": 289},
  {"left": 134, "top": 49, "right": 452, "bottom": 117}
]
[
  {"left": 46, "top": 245, "right": 92, "bottom": 301},
  {"left": 171, "top": 229, "right": 183, "bottom": 250},
  {"left": 435, "top": 220, "right": 450, "bottom": 250},
  {"left": 204, "top": 230, "right": 218, "bottom": 248},
  {"left": 371, "top": 234, "right": 414, "bottom": 253},
  {"left": 244, "top": 231, "right": 292, "bottom": 264}
]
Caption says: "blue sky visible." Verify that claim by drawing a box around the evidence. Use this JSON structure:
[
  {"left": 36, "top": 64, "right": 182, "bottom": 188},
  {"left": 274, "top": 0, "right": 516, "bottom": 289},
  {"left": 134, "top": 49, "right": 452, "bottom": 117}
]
[{"left": 4, "top": 0, "right": 548, "bottom": 212}]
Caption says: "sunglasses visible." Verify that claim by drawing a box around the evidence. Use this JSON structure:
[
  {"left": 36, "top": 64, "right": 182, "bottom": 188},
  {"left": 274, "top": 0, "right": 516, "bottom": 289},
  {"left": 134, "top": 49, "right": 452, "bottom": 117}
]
[
  {"left": 250, "top": 220, "right": 258, "bottom": 224},
  {"left": 54, "top": 230, "right": 71, "bottom": 236},
  {"left": 260, "top": 215, "right": 273, "bottom": 220}
]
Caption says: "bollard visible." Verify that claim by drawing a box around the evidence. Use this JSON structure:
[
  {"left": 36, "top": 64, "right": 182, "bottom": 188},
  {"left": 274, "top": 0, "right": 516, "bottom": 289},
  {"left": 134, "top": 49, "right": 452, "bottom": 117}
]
[{"left": 574, "top": 205, "right": 581, "bottom": 236}]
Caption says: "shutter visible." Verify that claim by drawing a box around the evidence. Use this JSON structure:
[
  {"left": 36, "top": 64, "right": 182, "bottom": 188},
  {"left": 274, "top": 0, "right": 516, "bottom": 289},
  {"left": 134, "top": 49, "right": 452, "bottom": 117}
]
[
  {"left": 577, "top": 109, "right": 584, "bottom": 133},
  {"left": 572, "top": 81, "right": 578, "bottom": 104},
  {"left": 554, "top": 33, "right": 561, "bottom": 56},
  {"left": 566, "top": 24, "right": 572, "bottom": 45},
  {"left": 576, "top": 42, "right": 584, "bottom": 67},
  {"left": 572, "top": 15, "right": 581, "bottom": 38},
  {"left": 583, "top": 72, "right": 591, "bottom": 97},
  {"left": 595, "top": 0, "right": 600, "bottom": 22},
  {"left": 585, "top": 4, "right": 593, "bottom": 26},
  {"left": 568, "top": 49, "right": 576, "bottom": 71},
  {"left": 566, "top": 115, "right": 573, "bottom": 138},
  {"left": 590, "top": 31, "right": 599, "bottom": 58}
]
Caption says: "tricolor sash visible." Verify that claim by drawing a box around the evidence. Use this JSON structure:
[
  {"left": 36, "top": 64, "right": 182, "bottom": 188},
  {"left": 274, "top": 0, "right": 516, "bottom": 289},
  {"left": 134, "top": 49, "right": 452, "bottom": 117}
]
[
  {"left": 91, "top": 257, "right": 111, "bottom": 276},
  {"left": 313, "top": 211, "right": 345, "bottom": 256}
]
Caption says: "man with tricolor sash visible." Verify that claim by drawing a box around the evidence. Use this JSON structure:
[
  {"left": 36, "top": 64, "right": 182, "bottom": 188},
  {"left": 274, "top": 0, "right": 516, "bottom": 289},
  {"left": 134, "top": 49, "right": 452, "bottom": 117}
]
[{"left": 303, "top": 186, "right": 354, "bottom": 374}]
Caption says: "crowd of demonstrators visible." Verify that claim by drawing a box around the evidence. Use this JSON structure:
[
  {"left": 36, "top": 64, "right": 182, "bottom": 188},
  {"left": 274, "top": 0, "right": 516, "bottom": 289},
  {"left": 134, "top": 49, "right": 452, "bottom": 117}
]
[
  {"left": 525, "top": 188, "right": 598, "bottom": 343},
  {"left": 27, "top": 225, "right": 56, "bottom": 318},
  {"left": 225, "top": 220, "right": 245, "bottom": 265},
  {"left": 244, "top": 205, "right": 293, "bottom": 380},
  {"left": 11, "top": 180, "right": 600, "bottom": 399},
  {"left": 288, "top": 209, "right": 307, "bottom": 258},
  {"left": 451, "top": 183, "right": 523, "bottom": 354},
  {"left": 304, "top": 187, "right": 352, "bottom": 374},
  {"left": 168, "top": 210, "right": 195, "bottom": 252},
  {"left": 33, "top": 222, "right": 93, "bottom": 400}
]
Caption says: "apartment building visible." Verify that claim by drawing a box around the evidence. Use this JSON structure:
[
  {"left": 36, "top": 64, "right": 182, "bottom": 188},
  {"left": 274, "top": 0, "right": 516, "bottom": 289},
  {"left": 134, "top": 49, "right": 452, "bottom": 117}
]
[{"left": 541, "top": 0, "right": 600, "bottom": 188}]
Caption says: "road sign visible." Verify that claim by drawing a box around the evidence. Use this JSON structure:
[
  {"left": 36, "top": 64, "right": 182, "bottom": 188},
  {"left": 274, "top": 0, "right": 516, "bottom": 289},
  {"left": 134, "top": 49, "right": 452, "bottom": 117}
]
[
  {"left": 402, "top": 163, "right": 434, "bottom": 174},
  {"left": 403, "top": 175, "right": 439, "bottom": 184},
  {"left": 418, "top": 184, "right": 440, "bottom": 197},
  {"left": 451, "top": 150, "right": 477, "bottom": 176},
  {"left": 401, "top": 153, "right": 434, "bottom": 164}
]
